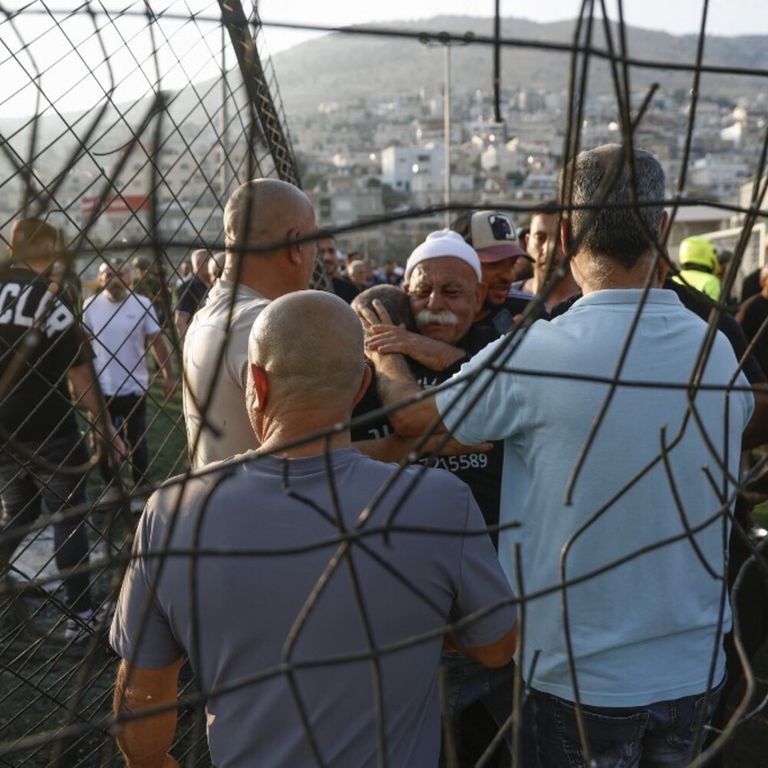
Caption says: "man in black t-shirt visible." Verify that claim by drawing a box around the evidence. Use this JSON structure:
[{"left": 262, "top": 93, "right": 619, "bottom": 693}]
[
  {"left": 174, "top": 248, "right": 211, "bottom": 341},
  {"left": 318, "top": 235, "right": 359, "bottom": 304},
  {"left": 355, "top": 231, "right": 513, "bottom": 766},
  {"left": 453, "top": 210, "right": 539, "bottom": 335},
  {"left": 0, "top": 218, "right": 123, "bottom": 640}
]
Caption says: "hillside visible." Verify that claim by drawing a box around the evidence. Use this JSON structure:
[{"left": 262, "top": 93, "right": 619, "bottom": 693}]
[{"left": 270, "top": 15, "right": 768, "bottom": 111}]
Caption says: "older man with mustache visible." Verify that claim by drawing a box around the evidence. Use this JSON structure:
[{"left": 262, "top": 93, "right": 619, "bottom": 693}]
[
  {"left": 356, "top": 231, "right": 502, "bottom": 534},
  {"left": 355, "top": 230, "right": 513, "bottom": 765}
]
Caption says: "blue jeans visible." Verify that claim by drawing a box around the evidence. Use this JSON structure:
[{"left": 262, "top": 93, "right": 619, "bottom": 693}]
[
  {"left": 441, "top": 654, "right": 516, "bottom": 765},
  {"left": 530, "top": 682, "right": 723, "bottom": 768},
  {"left": 0, "top": 434, "right": 92, "bottom": 612}
]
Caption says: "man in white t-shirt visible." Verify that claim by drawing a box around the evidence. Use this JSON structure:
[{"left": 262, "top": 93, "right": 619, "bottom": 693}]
[
  {"left": 183, "top": 179, "right": 318, "bottom": 468},
  {"left": 84, "top": 261, "right": 174, "bottom": 485}
]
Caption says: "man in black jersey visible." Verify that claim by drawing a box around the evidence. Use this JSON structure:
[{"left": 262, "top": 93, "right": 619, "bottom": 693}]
[
  {"left": 318, "top": 234, "right": 360, "bottom": 304},
  {"left": 0, "top": 218, "right": 123, "bottom": 639},
  {"left": 356, "top": 231, "right": 499, "bottom": 517},
  {"left": 356, "top": 230, "right": 513, "bottom": 766}
]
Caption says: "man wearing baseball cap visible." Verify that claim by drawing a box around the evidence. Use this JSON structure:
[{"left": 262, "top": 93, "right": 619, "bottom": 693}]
[{"left": 453, "top": 211, "right": 536, "bottom": 335}]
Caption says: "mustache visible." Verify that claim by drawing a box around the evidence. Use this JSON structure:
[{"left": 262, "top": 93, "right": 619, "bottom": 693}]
[{"left": 416, "top": 309, "right": 459, "bottom": 327}]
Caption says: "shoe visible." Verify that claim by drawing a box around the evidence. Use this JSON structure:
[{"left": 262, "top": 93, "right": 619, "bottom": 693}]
[{"left": 63, "top": 603, "right": 113, "bottom": 643}]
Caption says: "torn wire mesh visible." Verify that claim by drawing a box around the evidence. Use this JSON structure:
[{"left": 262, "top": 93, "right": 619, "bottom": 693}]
[{"left": 0, "top": 1, "right": 767, "bottom": 767}]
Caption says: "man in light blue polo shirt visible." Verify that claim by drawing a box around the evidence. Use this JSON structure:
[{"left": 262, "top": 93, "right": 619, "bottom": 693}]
[{"left": 362, "top": 144, "right": 754, "bottom": 766}]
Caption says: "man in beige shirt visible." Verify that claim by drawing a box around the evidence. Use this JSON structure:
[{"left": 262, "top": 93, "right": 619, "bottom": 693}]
[{"left": 183, "top": 179, "right": 317, "bottom": 468}]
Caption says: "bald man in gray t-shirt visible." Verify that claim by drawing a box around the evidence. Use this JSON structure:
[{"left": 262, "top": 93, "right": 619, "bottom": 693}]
[
  {"left": 112, "top": 291, "right": 516, "bottom": 768},
  {"left": 111, "top": 450, "right": 515, "bottom": 767}
]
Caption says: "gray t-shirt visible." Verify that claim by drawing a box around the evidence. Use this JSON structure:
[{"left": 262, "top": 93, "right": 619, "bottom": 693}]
[
  {"left": 182, "top": 279, "right": 269, "bottom": 468},
  {"left": 110, "top": 448, "right": 515, "bottom": 768}
]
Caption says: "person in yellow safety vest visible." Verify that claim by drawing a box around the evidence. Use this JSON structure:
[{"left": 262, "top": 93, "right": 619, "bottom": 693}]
[{"left": 673, "top": 236, "right": 721, "bottom": 300}]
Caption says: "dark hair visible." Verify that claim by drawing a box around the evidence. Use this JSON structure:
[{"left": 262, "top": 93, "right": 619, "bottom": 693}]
[
  {"left": 450, "top": 212, "right": 474, "bottom": 244},
  {"left": 9, "top": 218, "right": 58, "bottom": 261},
  {"left": 351, "top": 285, "right": 417, "bottom": 331},
  {"left": 532, "top": 200, "right": 560, "bottom": 216},
  {"left": 561, "top": 144, "right": 665, "bottom": 269}
]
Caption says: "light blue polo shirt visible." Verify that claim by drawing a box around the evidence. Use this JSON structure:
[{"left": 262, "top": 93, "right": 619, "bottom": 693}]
[{"left": 436, "top": 289, "right": 754, "bottom": 707}]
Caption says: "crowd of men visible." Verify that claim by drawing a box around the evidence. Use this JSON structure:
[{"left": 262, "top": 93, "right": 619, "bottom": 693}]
[{"left": 1, "top": 143, "right": 766, "bottom": 767}]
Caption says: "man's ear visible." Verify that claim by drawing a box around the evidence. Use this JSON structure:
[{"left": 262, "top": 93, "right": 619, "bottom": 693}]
[
  {"left": 559, "top": 218, "right": 570, "bottom": 257},
  {"left": 353, "top": 363, "right": 373, "bottom": 408},
  {"left": 659, "top": 210, "right": 670, "bottom": 241},
  {"left": 285, "top": 228, "right": 302, "bottom": 266},
  {"left": 250, "top": 364, "right": 269, "bottom": 412}
]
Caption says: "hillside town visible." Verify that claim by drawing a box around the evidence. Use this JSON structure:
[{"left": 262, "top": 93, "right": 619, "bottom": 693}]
[
  {"left": 291, "top": 84, "right": 767, "bottom": 270},
  {"left": 1, "top": 79, "right": 766, "bottom": 282}
]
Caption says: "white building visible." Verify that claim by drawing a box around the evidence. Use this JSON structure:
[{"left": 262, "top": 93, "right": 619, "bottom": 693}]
[
  {"left": 689, "top": 155, "right": 751, "bottom": 200},
  {"left": 381, "top": 144, "right": 443, "bottom": 193}
]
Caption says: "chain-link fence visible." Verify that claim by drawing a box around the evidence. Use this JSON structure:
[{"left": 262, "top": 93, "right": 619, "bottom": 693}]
[{"left": 1, "top": 1, "right": 767, "bottom": 766}]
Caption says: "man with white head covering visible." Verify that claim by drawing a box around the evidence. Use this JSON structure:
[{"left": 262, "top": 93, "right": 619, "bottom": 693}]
[{"left": 354, "top": 229, "right": 512, "bottom": 763}]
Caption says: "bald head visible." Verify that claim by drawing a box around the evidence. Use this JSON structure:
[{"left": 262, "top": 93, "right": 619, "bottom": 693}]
[
  {"left": 224, "top": 179, "right": 314, "bottom": 256},
  {"left": 222, "top": 179, "right": 317, "bottom": 297},
  {"left": 190, "top": 248, "right": 211, "bottom": 274},
  {"left": 247, "top": 291, "right": 367, "bottom": 432},
  {"left": 98, "top": 259, "right": 132, "bottom": 300}
]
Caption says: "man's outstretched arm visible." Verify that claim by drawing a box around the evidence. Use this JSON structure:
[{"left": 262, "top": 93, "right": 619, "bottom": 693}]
[{"left": 113, "top": 657, "right": 183, "bottom": 768}]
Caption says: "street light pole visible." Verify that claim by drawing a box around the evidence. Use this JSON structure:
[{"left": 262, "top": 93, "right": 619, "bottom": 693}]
[{"left": 443, "top": 44, "right": 451, "bottom": 228}]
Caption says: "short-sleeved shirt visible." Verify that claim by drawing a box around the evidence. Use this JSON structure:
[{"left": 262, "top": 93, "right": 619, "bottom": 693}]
[
  {"left": 83, "top": 291, "right": 161, "bottom": 396},
  {"left": 0, "top": 267, "right": 89, "bottom": 442},
  {"left": 435, "top": 288, "right": 754, "bottom": 707},
  {"left": 182, "top": 279, "right": 269, "bottom": 468},
  {"left": 110, "top": 448, "right": 515, "bottom": 768},
  {"left": 353, "top": 325, "right": 505, "bottom": 543},
  {"left": 551, "top": 279, "right": 767, "bottom": 384}
]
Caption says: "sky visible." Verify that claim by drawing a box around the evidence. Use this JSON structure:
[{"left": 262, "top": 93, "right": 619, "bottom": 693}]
[
  {"left": 1, "top": 0, "right": 766, "bottom": 118},
  {"left": 257, "top": 0, "right": 768, "bottom": 55}
]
